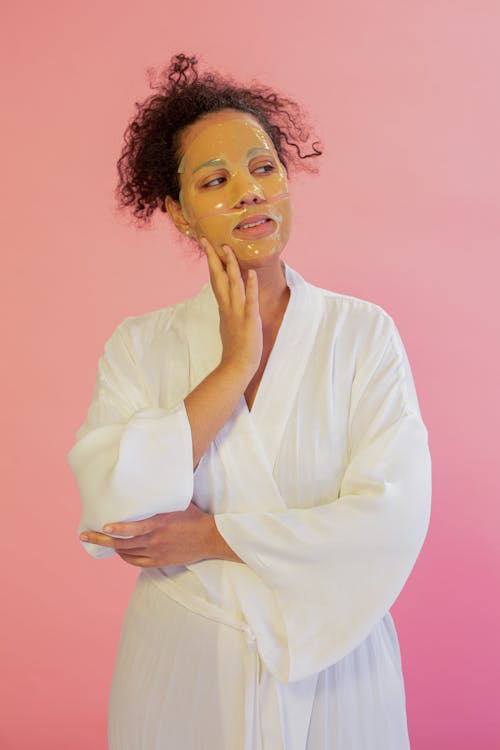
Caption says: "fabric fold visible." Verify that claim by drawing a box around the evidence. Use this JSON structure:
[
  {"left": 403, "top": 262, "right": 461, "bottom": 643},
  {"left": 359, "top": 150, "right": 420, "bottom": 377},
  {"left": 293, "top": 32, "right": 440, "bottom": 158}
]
[
  {"left": 68, "top": 261, "right": 431, "bottom": 731},
  {"left": 188, "top": 265, "right": 431, "bottom": 682},
  {"left": 67, "top": 311, "right": 195, "bottom": 558},
  {"left": 214, "top": 411, "right": 431, "bottom": 682},
  {"left": 68, "top": 403, "right": 194, "bottom": 558}
]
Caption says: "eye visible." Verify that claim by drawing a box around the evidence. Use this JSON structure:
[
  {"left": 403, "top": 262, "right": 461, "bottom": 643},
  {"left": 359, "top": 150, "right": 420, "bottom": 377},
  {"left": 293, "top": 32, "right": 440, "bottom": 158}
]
[
  {"left": 202, "top": 176, "right": 226, "bottom": 188},
  {"left": 201, "top": 162, "right": 275, "bottom": 189},
  {"left": 254, "top": 163, "right": 275, "bottom": 174}
]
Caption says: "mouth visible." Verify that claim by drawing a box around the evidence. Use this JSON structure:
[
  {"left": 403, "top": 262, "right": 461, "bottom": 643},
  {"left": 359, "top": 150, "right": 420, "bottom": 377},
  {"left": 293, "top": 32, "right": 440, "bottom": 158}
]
[{"left": 232, "top": 215, "right": 277, "bottom": 239}]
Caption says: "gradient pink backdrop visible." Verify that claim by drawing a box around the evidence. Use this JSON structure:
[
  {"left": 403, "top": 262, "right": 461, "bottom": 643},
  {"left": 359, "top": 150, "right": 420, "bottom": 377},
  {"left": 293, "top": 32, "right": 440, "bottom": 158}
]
[{"left": 2, "top": 1, "right": 499, "bottom": 747}]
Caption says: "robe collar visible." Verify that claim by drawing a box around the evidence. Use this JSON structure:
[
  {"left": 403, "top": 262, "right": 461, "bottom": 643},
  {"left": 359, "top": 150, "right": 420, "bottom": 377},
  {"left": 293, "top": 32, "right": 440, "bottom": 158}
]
[{"left": 187, "top": 263, "right": 325, "bottom": 479}]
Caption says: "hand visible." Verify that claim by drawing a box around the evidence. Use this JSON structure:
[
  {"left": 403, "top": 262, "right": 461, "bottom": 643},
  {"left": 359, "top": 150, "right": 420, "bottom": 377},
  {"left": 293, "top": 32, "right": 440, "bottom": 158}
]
[
  {"left": 79, "top": 502, "right": 215, "bottom": 568},
  {"left": 200, "top": 238, "right": 262, "bottom": 377}
]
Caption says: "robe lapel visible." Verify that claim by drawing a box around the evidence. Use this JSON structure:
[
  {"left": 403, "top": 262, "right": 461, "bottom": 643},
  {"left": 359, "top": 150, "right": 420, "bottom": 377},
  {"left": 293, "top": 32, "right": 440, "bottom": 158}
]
[
  {"left": 212, "top": 265, "right": 324, "bottom": 512},
  {"left": 184, "top": 267, "right": 327, "bottom": 687},
  {"left": 213, "top": 397, "right": 287, "bottom": 511},
  {"left": 185, "top": 282, "right": 284, "bottom": 512},
  {"left": 248, "top": 264, "right": 325, "bottom": 471},
  {"left": 187, "top": 265, "right": 324, "bottom": 514}
]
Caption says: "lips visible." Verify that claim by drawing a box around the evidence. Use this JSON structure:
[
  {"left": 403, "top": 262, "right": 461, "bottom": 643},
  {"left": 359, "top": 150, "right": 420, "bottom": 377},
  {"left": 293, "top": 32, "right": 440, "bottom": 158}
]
[
  {"left": 232, "top": 215, "right": 277, "bottom": 240},
  {"left": 234, "top": 214, "right": 271, "bottom": 230}
]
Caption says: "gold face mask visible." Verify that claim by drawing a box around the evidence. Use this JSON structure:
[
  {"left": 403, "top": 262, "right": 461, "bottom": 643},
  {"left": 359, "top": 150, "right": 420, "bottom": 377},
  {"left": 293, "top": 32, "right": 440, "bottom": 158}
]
[{"left": 177, "top": 118, "right": 292, "bottom": 262}]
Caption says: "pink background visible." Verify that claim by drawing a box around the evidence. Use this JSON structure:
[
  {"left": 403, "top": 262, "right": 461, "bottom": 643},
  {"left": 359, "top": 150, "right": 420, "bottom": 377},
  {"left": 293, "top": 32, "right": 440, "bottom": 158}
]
[{"left": 2, "top": 1, "right": 499, "bottom": 747}]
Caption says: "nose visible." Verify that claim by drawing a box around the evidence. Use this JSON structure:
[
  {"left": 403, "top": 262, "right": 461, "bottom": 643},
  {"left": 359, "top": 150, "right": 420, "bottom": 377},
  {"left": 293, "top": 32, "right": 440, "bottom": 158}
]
[{"left": 230, "top": 172, "right": 266, "bottom": 208}]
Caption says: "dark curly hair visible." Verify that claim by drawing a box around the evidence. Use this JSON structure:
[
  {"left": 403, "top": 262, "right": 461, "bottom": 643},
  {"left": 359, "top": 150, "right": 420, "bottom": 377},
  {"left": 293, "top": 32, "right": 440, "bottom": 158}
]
[{"left": 115, "top": 52, "right": 323, "bottom": 228}]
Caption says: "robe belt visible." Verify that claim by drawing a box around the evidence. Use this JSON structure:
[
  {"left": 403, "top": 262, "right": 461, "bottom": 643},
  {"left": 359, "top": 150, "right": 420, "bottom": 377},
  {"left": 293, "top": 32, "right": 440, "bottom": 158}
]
[{"left": 142, "top": 567, "right": 257, "bottom": 644}]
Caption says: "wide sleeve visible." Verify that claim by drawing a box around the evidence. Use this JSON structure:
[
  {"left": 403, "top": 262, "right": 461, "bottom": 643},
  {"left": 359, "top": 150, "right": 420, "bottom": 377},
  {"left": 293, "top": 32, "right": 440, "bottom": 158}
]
[
  {"left": 214, "top": 316, "right": 432, "bottom": 683},
  {"left": 67, "top": 317, "right": 194, "bottom": 559}
]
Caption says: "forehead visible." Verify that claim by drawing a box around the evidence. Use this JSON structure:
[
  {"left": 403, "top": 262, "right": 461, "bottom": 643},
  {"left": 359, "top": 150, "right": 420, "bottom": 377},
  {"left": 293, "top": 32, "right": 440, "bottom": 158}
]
[{"left": 178, "top": 111, "right": 275, "bottom": 172}]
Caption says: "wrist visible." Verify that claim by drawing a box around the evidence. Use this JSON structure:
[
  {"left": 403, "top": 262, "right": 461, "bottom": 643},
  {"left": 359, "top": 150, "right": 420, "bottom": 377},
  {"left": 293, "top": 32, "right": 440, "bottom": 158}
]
[
  {"left": 217, "top": 358, "right": 255, "bottom": 386},
  {"left": 204, "top": 515, "right": 243, "bottom": 563}
]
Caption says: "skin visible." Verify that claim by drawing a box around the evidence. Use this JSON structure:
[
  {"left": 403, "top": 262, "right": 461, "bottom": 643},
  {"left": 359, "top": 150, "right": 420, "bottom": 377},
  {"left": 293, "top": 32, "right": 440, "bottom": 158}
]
[
  {"left": 80, "top": 110, "right": 292, "bottom": 567},
  {"left": 173, "top": 116, "right": 292, "bottom": 262}
]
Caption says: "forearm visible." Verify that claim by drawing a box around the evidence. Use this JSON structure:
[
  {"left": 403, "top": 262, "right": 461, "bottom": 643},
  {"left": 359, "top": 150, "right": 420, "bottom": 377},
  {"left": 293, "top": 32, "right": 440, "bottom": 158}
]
[
  {"left": 184, "top": 361, "right": 251, "bottom": 469},
  {"left": 203, "top": 514, "right": 244, "bottom": 563}
]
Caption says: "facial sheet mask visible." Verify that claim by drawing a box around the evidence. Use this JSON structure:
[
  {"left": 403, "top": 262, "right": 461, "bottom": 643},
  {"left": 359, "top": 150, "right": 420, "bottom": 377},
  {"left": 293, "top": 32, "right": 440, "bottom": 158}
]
[{"left": 177, "top": 119, "right": 292, "bottom": 261}]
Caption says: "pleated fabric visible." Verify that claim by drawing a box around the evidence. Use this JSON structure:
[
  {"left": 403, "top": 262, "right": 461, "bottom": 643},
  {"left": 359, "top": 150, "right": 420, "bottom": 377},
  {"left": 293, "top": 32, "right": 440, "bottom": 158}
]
[{"left": 108, "top": 570, "right": 410, "bottom": 750}]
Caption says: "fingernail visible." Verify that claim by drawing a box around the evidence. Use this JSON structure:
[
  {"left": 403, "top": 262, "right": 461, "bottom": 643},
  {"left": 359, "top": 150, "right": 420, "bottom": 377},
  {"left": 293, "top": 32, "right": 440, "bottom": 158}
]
[
  {"left": 221, "top": 245, "right": 229, "bottom": 254},
  {"left": 80, "top": 534, "right": 89, "bottom": 542},
  {"left": 103, "top": 525, "right": 113, "bottom": 533}
]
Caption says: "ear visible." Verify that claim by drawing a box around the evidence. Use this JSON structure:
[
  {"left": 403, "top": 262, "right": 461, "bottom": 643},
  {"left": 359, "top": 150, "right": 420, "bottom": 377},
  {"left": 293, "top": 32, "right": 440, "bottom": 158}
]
[{"left": 165, "top": 195, "right": 191, "bottom": 236}]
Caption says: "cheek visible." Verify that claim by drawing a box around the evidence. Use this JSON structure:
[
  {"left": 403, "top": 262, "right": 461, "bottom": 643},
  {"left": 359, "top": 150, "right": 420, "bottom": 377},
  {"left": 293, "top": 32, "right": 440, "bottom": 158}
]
[
  {"left": 184, "top": 169, "right": 289, "bottom": 220},
  {"left": 182, "top": 186, "right": 229, "bottom": 219},
  {"left": 193, "top": 196, "right": 293, "bottom": 261},
  {"left": 192, "top": 214, "right": 235, "bottom": 250}
]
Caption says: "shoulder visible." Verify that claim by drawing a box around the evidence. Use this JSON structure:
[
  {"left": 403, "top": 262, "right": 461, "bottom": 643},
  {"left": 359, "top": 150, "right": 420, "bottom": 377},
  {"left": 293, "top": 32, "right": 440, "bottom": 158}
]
[
  {"left": 304, "top": 277, "right": 400, "bottom": 353},
  {"left": 316, "top": 282, "right": 392, "bottom": 320},
  {"left": 103, "top": 284, "right": 211, "bottom": 360},
  {"left": 302, "top": 279, "right": 422, "bottom": 416}
]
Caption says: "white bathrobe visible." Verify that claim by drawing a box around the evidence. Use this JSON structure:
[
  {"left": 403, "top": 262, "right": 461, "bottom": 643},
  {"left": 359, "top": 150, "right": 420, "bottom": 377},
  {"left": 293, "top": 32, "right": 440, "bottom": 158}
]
[{"left": 67, "top": 263, "right": 432, "bottom": 750}]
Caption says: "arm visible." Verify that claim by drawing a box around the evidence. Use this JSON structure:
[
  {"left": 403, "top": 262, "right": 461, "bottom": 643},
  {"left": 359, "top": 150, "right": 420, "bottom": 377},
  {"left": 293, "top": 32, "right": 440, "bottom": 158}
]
[
  {"left": 67, "top": 241, "right": 261, "bottom": 558},
  {"left": 213, "top": 317, "right": 432, "bottom": 682},
  {"left": 184, "top": 240, "right": 261, "bottom": 469},
  {"left": 67, "top": 327, "right": 194, "bottom": 558},
  {"left": 78, "top": 503, "right": 244, "bottom": 566}
]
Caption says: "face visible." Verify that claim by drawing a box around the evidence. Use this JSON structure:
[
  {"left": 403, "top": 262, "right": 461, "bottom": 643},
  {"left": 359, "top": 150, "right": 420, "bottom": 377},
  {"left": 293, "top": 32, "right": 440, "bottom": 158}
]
[{"left": 169, "top": 110, "right": 292, "bottom": 263}]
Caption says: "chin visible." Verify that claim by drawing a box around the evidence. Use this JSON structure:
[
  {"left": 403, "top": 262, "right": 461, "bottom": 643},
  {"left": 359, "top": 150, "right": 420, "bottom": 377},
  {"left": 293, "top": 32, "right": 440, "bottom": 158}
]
[
  {"left": 233, "top": 246, "right": 286, "bottom": 268},
  {"left": 230, "top": 231, "right": 289, "bottom": 264}
]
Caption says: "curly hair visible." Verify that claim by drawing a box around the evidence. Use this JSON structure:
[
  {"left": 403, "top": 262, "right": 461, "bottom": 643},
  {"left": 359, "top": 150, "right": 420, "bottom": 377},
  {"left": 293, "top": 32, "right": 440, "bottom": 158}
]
[{"left": 115, "top": 53, "right": 323, "bottom": 227}]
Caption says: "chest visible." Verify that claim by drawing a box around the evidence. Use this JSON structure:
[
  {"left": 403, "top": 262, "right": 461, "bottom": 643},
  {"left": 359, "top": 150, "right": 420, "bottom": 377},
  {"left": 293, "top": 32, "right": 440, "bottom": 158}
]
[
  {"left": 148, "top": 291, "right": 360, "bottom": 512},
  {"left": 244, "top": 316, "right": 286, "bottom": 411},
  {"left": 193, "top": 340, "right": 354, "bottom": 514},
  {"left": 244, "top": 349, "right": 271, "bottom": 411}
]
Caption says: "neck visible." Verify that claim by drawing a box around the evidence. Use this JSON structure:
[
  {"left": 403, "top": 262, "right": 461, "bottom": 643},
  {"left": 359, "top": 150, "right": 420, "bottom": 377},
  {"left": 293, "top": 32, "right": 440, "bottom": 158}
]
[{"left": 239, "top": 256, "right": 289, "bottom": 325}]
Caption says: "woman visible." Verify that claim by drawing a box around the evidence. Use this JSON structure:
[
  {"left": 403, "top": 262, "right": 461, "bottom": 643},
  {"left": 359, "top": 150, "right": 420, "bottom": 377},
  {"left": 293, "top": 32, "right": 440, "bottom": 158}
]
[{"left": 68, "top": 53, "right": 432, "bottom": 749}]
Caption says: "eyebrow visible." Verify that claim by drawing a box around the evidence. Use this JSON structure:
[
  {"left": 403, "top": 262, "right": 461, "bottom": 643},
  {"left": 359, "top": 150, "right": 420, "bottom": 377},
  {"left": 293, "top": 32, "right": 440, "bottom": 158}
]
[{"left": 191, "top": 147, "right": 271, "bottom": 175}]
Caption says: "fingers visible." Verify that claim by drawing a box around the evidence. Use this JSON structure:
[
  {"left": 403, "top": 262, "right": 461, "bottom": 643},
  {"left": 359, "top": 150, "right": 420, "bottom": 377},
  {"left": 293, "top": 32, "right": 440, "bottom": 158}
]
[
  {"left": 116, "top": 553, "right": 154, "bottom": 568},
  {"left": 115, "top": 547, "right": 150, "bottom": 556},
  {"left": 201, "top": 237, "right": 230, "bottom": 307},
  {"left": 200, "top": 237, "right": 261, "bottom": 326},
  {"left": 201, "top": 237, "right": 247, "bottom": 308},
  {"left": 103, "top": 518, "right": 156, "bottom": 537},
  {"left": 113, "top": 533, "right": 153, "bottom": 549},
  {"left": 80, "top": 531, "right": 120, "bottom": 547},
  {"left": 244, "top": 269, "right": 259, "bottom": 318},
  {"left": 223, "top": 245, "right": 245, "bottom": 309},
  {"left": 79, "top": 530, "right": 152, "bottom": 549}
]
